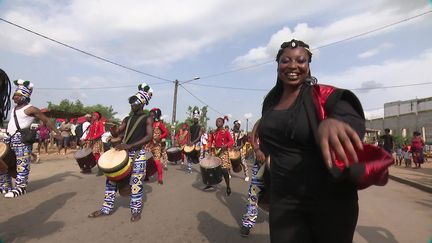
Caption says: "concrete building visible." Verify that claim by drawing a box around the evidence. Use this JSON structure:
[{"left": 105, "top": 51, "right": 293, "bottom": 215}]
[{"left": 366, "top": 97, "right": 432, "bottom": 143}]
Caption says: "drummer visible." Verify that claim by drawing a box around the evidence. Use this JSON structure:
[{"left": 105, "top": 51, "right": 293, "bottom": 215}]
[
  {"left": 175, "top": 123, "right": 189, "bottom": 164},
  {"left": 1, "top": 79, "right": 61, "bottom": 198},
  {"left": 148, "top": 108, "right": 168, "bottom": 184},
  {"left": 231, "top": 120, "right": 250, "bottom": 181},
  {"left": 186, "top": 109, "right": 203, "bottom": 173},
  {"left": 88, "top": 83, "right": 153, "bottom": 222},
  {"left": 207, "top": 116, "right": 234, "bottom": 196}
]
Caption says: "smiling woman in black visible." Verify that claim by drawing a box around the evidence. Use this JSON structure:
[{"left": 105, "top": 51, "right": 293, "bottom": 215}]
[{"left": 260, "top": 40, "right": 365, "bottom": 243}]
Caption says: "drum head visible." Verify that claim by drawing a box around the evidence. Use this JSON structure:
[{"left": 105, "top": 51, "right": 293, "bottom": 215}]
[
  {"left": 184, "top": 145, "right": 195, "bottom": 153},
  {"left": 199, "top": 156, "right": 222, "bottom": 169},
  {"left": 74, "top": 148, "right": 93, "bottom": 159},
  {"left": 167, "top": 147, "right": 181, "bottom": 153},
  {"left": 98, "top": 149, "right": 128, "bottom": 170},
  {"left": 229, "top": 150, "right": 241, "bottom": 159},
  {"left": 0, "top": 142, "right": 8, "bottom": 158}
]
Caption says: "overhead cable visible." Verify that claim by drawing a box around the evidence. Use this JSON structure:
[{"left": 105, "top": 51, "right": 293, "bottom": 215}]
[{"left": 0, "top": 17, "right": 174, "bottom": 83}]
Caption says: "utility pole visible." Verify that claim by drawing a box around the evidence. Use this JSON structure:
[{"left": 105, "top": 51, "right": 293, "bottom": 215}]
[
  {"left": 171, "top": 79, "right": 179, "bottom": 145},
  {"left": 170, "top": 77, "right": 199, "bottom": 146},
  {"left": 246, "top": 118, "right": 249, "bottom": 134}
]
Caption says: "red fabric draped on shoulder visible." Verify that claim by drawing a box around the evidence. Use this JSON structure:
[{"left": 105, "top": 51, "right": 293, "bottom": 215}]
[{"left": 310, "top": 84, "right": 393, "bottom": 190}]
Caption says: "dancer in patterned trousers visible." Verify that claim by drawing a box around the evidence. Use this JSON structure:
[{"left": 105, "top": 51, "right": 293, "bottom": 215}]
[
  {"left": 88, "top": 83, "right": 153, "bottom": 222},
  {"left": 100, "top": 149, "right": 147, "bottom": 215},
  {"left": 1, "top": 79, "right": 60, "bottom": 198},
  {"left": 231, "top": 120, "right": 250, "bottom": 181},
  {"left": 240, "top": 119, "right": 267, "bottom": 237}
]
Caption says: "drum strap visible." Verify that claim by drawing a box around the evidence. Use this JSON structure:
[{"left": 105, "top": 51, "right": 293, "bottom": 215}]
[{"left": 123, "top": 115, "right": 146, "bottom": 144}]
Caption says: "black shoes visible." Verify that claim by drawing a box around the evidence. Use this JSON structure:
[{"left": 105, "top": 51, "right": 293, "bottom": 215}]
[
  {"left": 226, "top": 187, "right": 231, "bottom": 196},
  {"left": 240, "top": 226, "right": 251, "bottom": 237}
]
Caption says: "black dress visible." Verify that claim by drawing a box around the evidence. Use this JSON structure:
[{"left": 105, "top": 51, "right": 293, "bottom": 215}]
[{"left": 259, "top": 86, "right": 365, "bottom": 243}]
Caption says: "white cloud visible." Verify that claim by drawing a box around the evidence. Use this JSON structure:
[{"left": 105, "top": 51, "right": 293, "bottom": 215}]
[
  {"left": 233, "top": 5, "right": 429, "bottom": 66},
  {"left": 3, "top": 0, "right": 419, "bottom": 66},
  {"left": 357, "top": 80, "right": 384, "bottom": 93},
  {"left": 319, "top": 49, "right": 432, "bottom": 113},
  {"left": 244, "top": 113, "right": 253, "bottom": 119},
  {"left": 357, "top": 43, "right": 395, "bottom": 59},
  {"left": 364, "top": 108, "right": 384, "bottom": 120}
]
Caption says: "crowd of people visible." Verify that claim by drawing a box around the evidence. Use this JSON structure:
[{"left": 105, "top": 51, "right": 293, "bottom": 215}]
[
  {"left": 380, "top": 128, "right": 426, "bottom": 169},
  {"left": 0, "top": 39, "right": 402, "bottom": 242}
]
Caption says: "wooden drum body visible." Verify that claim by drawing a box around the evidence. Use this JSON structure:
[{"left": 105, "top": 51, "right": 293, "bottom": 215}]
[
  {"left": 0, "top": 142, "right": 17, "bottom": 178},
  {"left": 98, "top": 149, "right": 131, "bottom": 181},
  {"left": 167, "top": 146, "right": 182, "bottom": 162},
  {"left": 184, "top": 144, "right": 200, "bottom": 164},
  {"left": 74, "top": 148, "right": 97, "bottom": 170},
  {"left": 199, "top": 156, "right": 223, "bottom": 186},
  {"left": 229, "top": 149, "right": 242, "bottom": 173},
  {"left": 144, "top": 151, "right": 157, "bottom": 178}
]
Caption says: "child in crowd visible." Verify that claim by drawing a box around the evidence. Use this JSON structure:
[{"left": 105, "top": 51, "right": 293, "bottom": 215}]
[{"left": 402, "top": 145, "right": 412, "bottom": 168}]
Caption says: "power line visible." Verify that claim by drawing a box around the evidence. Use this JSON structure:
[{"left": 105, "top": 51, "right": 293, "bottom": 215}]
[
  {"left": 181, "top": 61, "right": 273, "bottom": 84},
  {"left": 0, "top": 17, "right": 174, "bottom": 83},
  {"left": 313, "top": 10, "right": 432, "bottom": 50},
  {"left": 185, "top": 81, "right": 432, "bottom": 93},
  {"left": 182, "top": 10, "right": 432, "bottom": 85},
  {"left": 178, "top": 84, "right": 224, "bottom": 116},
  {"left": 351, "top": 81, "right": 432, "bottom": 91},
  {"left": 36, "top": 82, "right": 171, "bottom": 90},
  {"left": 188, "top": 82, "right": 268, "bottom": 91}
]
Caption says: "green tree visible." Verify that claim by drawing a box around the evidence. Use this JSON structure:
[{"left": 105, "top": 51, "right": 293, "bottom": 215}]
[
  {"left": 47, "top": 99, "right": 120, "bottom": 123},
  {"left": 184, "top": 105, "right": 210, "bottom": 128}
]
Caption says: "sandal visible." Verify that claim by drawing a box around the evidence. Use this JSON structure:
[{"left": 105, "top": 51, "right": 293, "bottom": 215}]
[
  {"left": 130, "top": 213, "right": 141, "bottom": 222},
  {"left": 88, "top": 210, "right": 109, "bottom": 218}
]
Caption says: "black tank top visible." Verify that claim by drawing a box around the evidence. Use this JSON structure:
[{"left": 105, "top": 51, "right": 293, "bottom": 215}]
[{"left": 123, "top": 114, "right": 148, "bottom": 145}]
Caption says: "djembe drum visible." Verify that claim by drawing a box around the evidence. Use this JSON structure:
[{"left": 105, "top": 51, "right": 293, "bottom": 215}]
[
  {"left": 228, "top": 149, "right": 242, "bottom": 173},
  {"left": 0, "top": 142, "right": 17, "bottom": 178},
  {"left": 74, "top": 147, "right": 96, "bottom": 172},
  {"left": 199, "top": 156, "right": 223, "bottom": 186},
  {"left": 184, "top": 144, "right": 200, "bottom": 164},
  {"left": 167, "top": 146, "right": 182, "bottom": 163},
  {"left": 98, "top": 149, "right": 131, "bottom": 181}
]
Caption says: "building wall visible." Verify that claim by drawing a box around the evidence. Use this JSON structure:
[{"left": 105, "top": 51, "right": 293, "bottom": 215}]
[{"left": 367, "top": 110, "right": 432, "bottom": 143}]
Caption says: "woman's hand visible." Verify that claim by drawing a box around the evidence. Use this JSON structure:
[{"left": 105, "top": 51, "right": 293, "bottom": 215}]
[
  {"left": 255, "top": 149, "right": 266, "bottom": 163},
  {"left": 318, "top": 118, "right": 363, "bottom": 170}
]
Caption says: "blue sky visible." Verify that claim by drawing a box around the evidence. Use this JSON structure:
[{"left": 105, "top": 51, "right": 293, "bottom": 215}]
[{"left": 1, "top": 0, "right": 432, "bottom": 130}]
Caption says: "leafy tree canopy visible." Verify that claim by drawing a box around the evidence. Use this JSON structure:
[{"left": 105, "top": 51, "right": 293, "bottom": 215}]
[{"left": 47, "top": 99, "right": 120, "bottom": 123}]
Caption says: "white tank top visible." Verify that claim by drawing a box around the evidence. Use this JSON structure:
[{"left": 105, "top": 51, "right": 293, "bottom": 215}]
[{"left": 7, "top": 104, "right": 35, "bottom": 135}]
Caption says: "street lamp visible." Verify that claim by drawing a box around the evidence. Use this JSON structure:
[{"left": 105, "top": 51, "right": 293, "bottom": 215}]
[{"left": 171, "top": 76, "right": 200, "bottom": 145}]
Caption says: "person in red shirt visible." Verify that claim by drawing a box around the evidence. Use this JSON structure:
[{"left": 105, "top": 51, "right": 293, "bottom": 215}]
[
  {"left": 148, "top": 108, "right": 168, "bottom": 184},
  {"left": 208, "top": 116, "right": 234, "bottom": 196},
  {"left": 411, "top": 131, "right": 425, "bottom": 168},
  {"left": 84, "top": 111, "right": 105, "bottom": 167}
]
